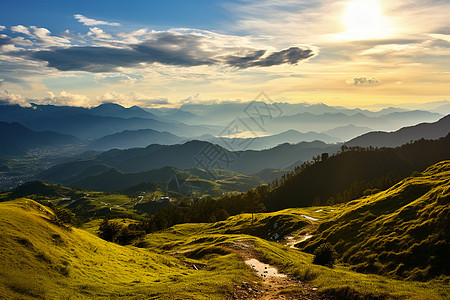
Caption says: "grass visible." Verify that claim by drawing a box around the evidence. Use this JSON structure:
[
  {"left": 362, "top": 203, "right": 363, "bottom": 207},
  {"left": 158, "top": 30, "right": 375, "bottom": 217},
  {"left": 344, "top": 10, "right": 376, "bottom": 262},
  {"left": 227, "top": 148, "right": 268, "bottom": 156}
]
[
  {"left": 1, "top": 161, "right": 450, "bottom": 299},
  {"left": 0, "top": 199, "right": 253, "bottom": 299},
  {"left": 301, "top": 160, "right": 450, "bottom": 281},
  {"left": 140, "top": 205, "right": 449, "bottom": 299},
  {"left": 1, "top": 198, "right": 448, "bottom": 299}
]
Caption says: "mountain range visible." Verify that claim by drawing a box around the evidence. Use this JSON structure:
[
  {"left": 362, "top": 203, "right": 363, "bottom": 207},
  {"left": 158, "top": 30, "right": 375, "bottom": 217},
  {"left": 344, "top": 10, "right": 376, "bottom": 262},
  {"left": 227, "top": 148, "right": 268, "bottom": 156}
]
[
  {"left": 347, "top": 114, "right": 450, "bottom": 147},
  {"left": 0, "top": 102, "right": 444, "bottom": 143},
  {"left": 88, "top": 129, "right": 184, "bottom": 150},
  {"left": 39, "top": 140, "right": 339, "bottom": 181},
  {"left": 0, "top": 122, "right": 80, "bottom": 155}
]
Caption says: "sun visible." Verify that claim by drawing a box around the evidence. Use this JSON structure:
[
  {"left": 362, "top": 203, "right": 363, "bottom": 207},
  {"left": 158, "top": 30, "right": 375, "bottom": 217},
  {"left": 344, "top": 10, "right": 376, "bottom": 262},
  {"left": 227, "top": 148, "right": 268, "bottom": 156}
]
[{"left": 340, "top": 0, "right": 390, "bottom": 40}]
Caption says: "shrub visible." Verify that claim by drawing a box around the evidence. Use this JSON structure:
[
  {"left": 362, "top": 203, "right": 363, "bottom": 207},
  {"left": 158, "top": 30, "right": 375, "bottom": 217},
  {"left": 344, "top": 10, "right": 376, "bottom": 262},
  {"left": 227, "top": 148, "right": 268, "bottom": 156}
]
[
  {"left": 98, "top": 219, "right": 145, "bottom": 245},
  {"left": 313, "top": 242, "right": 338, "bottom": 267}
]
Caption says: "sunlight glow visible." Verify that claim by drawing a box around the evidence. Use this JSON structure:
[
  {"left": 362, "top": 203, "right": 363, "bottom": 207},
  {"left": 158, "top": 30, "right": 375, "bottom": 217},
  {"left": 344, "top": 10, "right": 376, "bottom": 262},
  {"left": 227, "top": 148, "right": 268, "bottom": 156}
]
[{"left": 340, "top": 0, "right": 390, "bottom": 40}]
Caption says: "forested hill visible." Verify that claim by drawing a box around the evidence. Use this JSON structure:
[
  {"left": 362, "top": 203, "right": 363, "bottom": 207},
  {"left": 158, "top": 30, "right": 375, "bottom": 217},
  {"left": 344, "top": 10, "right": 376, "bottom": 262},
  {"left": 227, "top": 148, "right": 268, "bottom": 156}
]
[{"left": 264, "top": 133, "right": 450, "bottom": 211}]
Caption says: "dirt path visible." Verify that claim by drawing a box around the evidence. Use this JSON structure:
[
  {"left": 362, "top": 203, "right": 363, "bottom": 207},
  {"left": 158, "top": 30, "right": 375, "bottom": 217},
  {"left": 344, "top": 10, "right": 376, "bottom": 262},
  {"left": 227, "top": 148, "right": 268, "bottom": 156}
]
[
  {"left": 227, "top": 240, "right": 331, "bottom": 300},
  {"left": 283, "top": 214, "right": 320, "bottom": 249}
]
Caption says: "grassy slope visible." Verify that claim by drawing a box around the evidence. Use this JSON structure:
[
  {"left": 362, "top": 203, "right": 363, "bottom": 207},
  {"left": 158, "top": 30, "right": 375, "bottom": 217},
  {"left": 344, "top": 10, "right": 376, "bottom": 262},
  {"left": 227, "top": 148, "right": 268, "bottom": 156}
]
[
  {"left": 2, "top": 178, "right": 449, "bottom": 299},
  {"left": 142, "top": 209, "right": 449, "bottom": 300},
  {"left": 0, "top": 199, "right": 251, "bottom": 299},
  {"left": 302, "top": 160, "right": 450, "bottom": 280}
]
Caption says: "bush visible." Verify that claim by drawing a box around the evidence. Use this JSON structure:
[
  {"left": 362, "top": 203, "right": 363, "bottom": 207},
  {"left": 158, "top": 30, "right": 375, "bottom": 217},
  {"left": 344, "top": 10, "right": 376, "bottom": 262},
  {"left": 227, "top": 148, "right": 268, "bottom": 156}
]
[
  {"left": 313, "top": 242, "right": 338, "bottom": 267},
  {"left": 98, "top": 219, "right": 145, "bottom": 245},
  {"left": 53, "top": 207, "right": 81, "bottom": 227}
]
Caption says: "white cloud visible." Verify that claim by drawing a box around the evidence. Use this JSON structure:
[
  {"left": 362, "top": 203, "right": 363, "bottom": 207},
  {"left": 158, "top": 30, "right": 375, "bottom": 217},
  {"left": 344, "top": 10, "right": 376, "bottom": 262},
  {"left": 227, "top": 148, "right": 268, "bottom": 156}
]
[
  {"left": 88, "top": 27, "right": 112, "bottom": 39},
  {"left": 74, "top": 14, "right": 120, "bottom": 27},
  {"left": 0, "top": 90, "right": 31, "bottom": 107},
  {"left": 47, "top": 91, "right": 93, "bottom": 107},
  {"left": 361, "top": 44, "right": 424, "bottom": 56},
  {"left": 11, "top": 25, "right": 31, "bottom": 35},
  {"left": 12, "top": 36, "right": 33, "bottom": 46},
  {"left": 30, "top": 26, "right": 71, "bottom": 47},
  {"left": 0, "top": 26, "right": 6, "bottom": 31},
  {"left": 96, "top": 74, "right": 143, "bottom": 85},
  {"left": 429, "top": 33, "right": 450, "bottom": 43},
  {"left": 117, "top": 28, "right": 148, "bottom": 43}
]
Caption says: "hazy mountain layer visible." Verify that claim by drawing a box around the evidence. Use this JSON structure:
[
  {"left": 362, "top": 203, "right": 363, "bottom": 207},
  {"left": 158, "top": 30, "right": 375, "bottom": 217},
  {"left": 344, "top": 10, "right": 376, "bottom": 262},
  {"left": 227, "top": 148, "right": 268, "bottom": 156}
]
[{"left": 347, "top": 114, "right": 450, "bottom": 147}]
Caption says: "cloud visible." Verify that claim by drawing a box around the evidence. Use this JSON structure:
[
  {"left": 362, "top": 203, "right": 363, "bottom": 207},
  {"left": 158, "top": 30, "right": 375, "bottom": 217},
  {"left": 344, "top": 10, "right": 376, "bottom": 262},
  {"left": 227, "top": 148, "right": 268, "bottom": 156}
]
[
  {"left": 429, "top": 33, "right": 450, "bottom": 43},
  {"left": 227, "top": 47, "right": 315, "bottom": 68},
  {"left": 0, "top": 34, "right": 13, "bottom": 46},
  {"left": 0, "top": 90, "right": 31, "bottom": 107},
  {"left": 87, "top": 27, "right": 112, "bottom": 39},
  {"left": 11, "top": 25, "right": 31, "bottom": 35},
  {"left": 74, "top": 14, "right": 120, "bottom": 27},
  {"left": 98, "top": 91, "right": 170, "bottom": 107},
  {"left": 97, "top": 74, "right": 143, "bottom": 85},
  {"left": 347, "top": 77, "right": 379, "bottom": 86},
  {"left": 30, "top": 26, "right": 71, "bottom": 47},
  {"left": 7, "top": 26, "right": 71, "bottom": 48},
  {"left": 30, "top": 31, "right": 316, "bottom": 72},
  {"left": 0, "top": 25, "right": 6, "bottom": 31},
  {"left": 117, "top": 28, "right": 148, "bottom": 43},
  {"left": 47, "top": 91, "right": 93, "bottom": 107},
  {"left": 361, "top": 43, "right": 425, "bottom": 56},
  {"left": 11, "top": 36, "right": 33, "bottom": 46}
]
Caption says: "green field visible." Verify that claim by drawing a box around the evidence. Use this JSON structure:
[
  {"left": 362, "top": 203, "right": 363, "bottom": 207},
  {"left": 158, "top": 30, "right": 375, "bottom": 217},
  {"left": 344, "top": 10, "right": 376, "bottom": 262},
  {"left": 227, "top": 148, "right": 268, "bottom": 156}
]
[{"left": 1, "top": 197, "right": 448, "bottom": 299}]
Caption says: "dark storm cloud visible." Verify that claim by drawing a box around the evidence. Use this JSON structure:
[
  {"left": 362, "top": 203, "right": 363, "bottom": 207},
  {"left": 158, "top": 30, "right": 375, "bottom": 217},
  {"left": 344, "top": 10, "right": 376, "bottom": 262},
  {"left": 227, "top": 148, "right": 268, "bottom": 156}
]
[
  {"left": 33, "top": 46, "right": 146, "bottom": 72},
  {"left": 222, "top": 50, "right": 267, "bottom": 68},
  {"left": 250, "top": 47, "right": 315, "bottom": 67},
  {"left": 29, "top": 32, "right": 316, "bottom": 72}
]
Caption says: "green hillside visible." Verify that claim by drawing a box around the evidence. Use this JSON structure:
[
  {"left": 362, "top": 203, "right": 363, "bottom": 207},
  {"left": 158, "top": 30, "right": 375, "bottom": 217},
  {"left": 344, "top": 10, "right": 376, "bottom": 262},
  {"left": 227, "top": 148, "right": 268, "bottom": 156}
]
[
  {"left": 301, "top": 160, "right": 450, "bottom": 280},
  {"left": 1, "top": 196, "right": 449, "bottom": 299},
  {"left": 49, "top": 165, "right": 266, "bottom": 195},
  {"left": 0, "top": 199, "right": 252, "bottom": 299}
]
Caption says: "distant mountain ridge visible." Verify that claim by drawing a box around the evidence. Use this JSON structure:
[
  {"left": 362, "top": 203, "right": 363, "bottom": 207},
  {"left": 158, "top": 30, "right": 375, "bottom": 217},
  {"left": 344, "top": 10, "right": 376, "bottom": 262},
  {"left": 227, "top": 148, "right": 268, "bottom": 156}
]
[
  {"left": 243, "top": 110, "right": 443, "bottom": 134},
  {"left": 88, "top": 129, "right": 184, "bottom": 150},
  {"left": 90, "top": 103, "right": 159, "bottom": 119},
  {"left": 0, "top": 103, "right": 220, "bottom": 140},
  {"left": 39, "top": 140, "right": 340, "bottom": 184},
  {"left": 347, "top": 114, "right": 450, "bottom": 147},
  {"left": 0, "top": 102, "right": 443, "bottom": 143},
  {"left": 199, "top": 129, "right": 341, "bottom": 150},
  {"left": 0, "top": 121, "right": 80, "bottom": 155}
]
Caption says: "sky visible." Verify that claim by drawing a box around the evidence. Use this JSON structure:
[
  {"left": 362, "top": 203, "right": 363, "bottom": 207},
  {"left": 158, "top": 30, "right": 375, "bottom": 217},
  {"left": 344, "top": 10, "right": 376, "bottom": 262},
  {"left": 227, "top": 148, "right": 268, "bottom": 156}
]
[{"left": 0, "top": 0, "right": 449, "bottom": 108}]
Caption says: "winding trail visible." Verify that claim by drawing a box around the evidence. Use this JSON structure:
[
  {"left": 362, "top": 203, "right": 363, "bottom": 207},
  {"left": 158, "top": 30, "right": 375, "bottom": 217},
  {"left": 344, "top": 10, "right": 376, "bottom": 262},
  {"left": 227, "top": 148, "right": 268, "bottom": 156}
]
[{"left": 228, "top": 240, "right": 331, "bottom": 300}]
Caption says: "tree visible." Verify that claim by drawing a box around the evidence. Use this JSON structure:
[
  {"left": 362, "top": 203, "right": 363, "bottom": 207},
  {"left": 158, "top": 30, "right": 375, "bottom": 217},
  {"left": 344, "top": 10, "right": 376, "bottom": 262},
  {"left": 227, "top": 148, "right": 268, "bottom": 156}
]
[
  {"left": 216, "top": 209, "right": 230, "bottom": 221},
  {"left": 99, "top": 219, "right": 122, "bottom": 242},
  {"left": 245, "top": 189, "right": 266, "bottom": 224},
  {"left": 313, "top": 196, "right": 321, "bottom": 206},
  {"left": 208, "top": 214, "right": 217, "bottom": 223}
]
